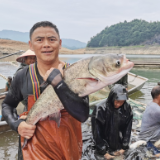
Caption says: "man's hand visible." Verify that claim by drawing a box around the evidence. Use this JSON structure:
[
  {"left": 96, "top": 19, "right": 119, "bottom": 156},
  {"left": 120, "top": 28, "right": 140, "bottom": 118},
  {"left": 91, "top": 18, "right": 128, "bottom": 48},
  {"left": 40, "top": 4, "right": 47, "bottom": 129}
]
[
  {"left": 118, "top": 149, "right": 125, "bottom": 155},
  {"left": 112, "top": 149, "right": 125, "bottom": 156},
  {"left": 104, "top": 153, "right": 115, "bottom": 159},
  {"left": 155, "top": 153, "right": 160, "bottom": 158},
  {"left": 43, "top": 63, "right": 64, "bottom": 82},
  {"left": 18, "top": 121, "right": 36, "bottom": 139}
]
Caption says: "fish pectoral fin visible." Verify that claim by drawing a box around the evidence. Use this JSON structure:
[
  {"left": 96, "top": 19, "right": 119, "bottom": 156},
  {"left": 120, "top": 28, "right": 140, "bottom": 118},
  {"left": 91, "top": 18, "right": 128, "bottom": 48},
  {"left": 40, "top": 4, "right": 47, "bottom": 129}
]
[
  {"left": 49, "top": 112, "right": 61, "bottom": 128},
  {"left": 39, "top": 116, "right": 48, "bottom": 121},
  {"left": 77, "top": 77, "right": 98, "bottom": 85}
]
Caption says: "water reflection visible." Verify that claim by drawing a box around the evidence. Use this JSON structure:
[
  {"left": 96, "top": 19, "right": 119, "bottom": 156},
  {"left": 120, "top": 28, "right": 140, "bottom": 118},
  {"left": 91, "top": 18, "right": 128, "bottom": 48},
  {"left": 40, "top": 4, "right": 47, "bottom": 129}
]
[
  {"left": 0, "top": 130, "right": 18, "bottom": 160},
  {"left": 130, "top": 69, "right": 160, "bottom": 104}
]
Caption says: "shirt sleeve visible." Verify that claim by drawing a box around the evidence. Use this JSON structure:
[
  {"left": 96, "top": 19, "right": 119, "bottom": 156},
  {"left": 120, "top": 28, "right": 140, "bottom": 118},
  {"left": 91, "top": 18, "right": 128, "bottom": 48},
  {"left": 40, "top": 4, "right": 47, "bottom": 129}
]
[
  {"left": 54, "top": 80, "right": 89, "bottom": 122},
  {"left": 2, "top": 72, "right": 24, "bottom": 132},
  {"left": 122, "top": 106, "right": 133, "bottom": 150},
  {"left": 122, "top": 74, "right": 128, "bottom": 88},
  {"left": 91, "top": 105, "right": 109, "bottom": 155}
]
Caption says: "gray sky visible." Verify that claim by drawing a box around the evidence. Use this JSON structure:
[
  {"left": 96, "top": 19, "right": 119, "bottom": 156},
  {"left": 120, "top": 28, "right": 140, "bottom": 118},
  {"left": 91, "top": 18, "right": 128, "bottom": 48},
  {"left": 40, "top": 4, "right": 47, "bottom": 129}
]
[{"left": 0, "top": 0, "right": 160, "bottom": 43}]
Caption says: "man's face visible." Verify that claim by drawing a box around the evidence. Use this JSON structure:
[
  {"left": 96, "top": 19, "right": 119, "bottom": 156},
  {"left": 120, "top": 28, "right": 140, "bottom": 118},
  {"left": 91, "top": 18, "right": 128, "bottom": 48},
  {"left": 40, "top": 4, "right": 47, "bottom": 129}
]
[
  {"left": 25, "top": 56, "right": 36, "bottom": 65},
  {"left": 29, "top": 27, "right": 61, "bottom": 64},
  {"left": 114, "top": 100, "right": 125, "bottom": 108}
]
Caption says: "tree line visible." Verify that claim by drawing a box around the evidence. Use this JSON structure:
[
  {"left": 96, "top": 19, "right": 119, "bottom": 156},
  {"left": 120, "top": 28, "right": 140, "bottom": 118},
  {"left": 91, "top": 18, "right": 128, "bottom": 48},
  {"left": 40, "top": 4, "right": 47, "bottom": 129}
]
[{"left": 87, "top": 19, "right": 160, "bottom": 47}]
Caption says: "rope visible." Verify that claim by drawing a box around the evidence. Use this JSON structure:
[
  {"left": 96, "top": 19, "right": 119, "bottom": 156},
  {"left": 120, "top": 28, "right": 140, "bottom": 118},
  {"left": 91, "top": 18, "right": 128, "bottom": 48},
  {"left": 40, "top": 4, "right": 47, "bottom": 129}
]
[
  {"left": 0, "top": 50, "right": 23, "bottom": 60},
  {"left": 128, "top": 74, "right": 138, "bottom": 83},
  {"left": 0, "top": 74, "right": 7, "bottom": 80}
]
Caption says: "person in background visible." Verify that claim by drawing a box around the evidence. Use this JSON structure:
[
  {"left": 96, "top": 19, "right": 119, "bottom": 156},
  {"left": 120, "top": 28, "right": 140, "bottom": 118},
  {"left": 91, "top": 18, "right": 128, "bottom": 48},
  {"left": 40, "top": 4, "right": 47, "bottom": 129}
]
[
  {"left": 91, "top": 84, "right": 133, "bottom": 159},
  {"left": 115, "top": 74, "right": 128, "bottom": 90},
  {"left": 5, "top": 76, "right": 12, "bottom": 91},
  {"left": 15, "top": 49, "right": 36, "bottom": 75},
  {"left": 139, "top": 86, "right": 160, "bottom": 158},
  {"left": 109, "top": 74, "right": 128, "bottom": 90}
]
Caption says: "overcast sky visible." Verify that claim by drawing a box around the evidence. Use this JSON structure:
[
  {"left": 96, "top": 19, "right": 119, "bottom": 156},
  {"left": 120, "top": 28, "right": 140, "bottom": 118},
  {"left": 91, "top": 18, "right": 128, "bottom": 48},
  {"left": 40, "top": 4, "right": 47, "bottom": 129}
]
[{"left": 0, "top": 0, "right": 160, "bottom": 43}]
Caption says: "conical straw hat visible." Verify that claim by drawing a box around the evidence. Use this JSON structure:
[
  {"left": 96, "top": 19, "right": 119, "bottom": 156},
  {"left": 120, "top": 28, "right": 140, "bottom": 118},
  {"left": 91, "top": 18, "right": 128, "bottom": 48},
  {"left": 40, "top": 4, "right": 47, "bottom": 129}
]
[{"left": 16, "top": 50, "right": 36, "bottom": 63}]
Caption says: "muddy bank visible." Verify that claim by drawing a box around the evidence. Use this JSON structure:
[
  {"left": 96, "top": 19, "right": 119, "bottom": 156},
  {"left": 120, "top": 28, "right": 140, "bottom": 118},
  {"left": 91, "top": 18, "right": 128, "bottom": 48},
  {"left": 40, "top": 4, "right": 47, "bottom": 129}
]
[{"left": 85, "top": 46, "right": 160, "bottom": 55}]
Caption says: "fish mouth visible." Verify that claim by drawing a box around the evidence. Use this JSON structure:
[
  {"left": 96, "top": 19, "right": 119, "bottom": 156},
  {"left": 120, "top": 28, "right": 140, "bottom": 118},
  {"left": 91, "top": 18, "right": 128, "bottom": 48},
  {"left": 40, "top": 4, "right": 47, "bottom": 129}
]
[
  {"left": 77, "top": 77, "right": 98, "bottom": 82},
  {"left": 99, "top": 67, "right": 133, "bottom": 85}
]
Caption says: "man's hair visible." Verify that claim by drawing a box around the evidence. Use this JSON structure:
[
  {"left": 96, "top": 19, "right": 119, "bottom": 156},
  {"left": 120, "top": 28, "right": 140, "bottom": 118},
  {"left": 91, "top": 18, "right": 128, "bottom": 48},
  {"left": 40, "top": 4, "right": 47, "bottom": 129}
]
[
  {"left": 29, "top": 21, "right": 60, "bottom": 39},
  {"left": 151, "top": 86, "right": 160, "bottom": 99}
]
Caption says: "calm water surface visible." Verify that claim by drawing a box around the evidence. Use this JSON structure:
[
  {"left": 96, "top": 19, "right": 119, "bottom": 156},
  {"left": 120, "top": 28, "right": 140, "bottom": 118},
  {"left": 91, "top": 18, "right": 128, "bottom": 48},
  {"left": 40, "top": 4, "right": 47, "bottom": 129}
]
[{"left": 0, "top": 54, "right": 160, "bottom": 159}]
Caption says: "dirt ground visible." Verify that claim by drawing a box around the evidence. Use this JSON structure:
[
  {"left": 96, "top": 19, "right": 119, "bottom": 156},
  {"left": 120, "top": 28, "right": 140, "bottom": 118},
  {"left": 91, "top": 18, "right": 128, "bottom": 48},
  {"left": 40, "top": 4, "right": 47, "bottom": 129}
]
[{"left": 0, "top": 39, "right": 85, "bottom": 55}]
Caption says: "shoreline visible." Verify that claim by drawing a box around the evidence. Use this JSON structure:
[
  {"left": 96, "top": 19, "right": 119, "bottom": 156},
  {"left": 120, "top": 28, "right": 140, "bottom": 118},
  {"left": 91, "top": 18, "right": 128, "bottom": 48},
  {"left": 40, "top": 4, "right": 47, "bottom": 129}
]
[{"left": 1, "top": 39, "right": 160, "bottom": 55}]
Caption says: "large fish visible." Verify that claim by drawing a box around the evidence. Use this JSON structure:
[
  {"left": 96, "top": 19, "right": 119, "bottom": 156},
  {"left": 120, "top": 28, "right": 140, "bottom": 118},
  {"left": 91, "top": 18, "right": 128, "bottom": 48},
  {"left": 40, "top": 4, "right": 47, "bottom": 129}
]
[
  {"left": 26, "top": 54, "right": 133, "bottom": 124},
  {"left": 23, "top": 54, "right": 134, "bottom": 147}
]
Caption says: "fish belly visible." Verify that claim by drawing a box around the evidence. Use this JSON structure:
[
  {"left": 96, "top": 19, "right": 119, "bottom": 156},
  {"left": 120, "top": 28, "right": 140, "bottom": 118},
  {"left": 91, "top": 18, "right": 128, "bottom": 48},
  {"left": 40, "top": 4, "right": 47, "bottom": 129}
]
[{"left": 26, "top": 85, "right": 64, "bottom": 125}]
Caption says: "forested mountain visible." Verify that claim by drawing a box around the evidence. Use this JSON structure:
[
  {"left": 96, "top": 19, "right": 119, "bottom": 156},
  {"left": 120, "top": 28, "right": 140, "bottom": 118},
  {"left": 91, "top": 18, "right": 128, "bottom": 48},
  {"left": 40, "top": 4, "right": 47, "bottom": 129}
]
[{"left": 87, "top": 19, "right": 160, "bottom": 47}]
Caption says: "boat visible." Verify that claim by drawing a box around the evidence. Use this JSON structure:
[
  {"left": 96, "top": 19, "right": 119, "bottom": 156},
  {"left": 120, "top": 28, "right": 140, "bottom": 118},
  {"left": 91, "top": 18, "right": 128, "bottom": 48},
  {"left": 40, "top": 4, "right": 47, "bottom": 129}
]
[
  {"left": 89, "top": 72, "right": 148, "bottom": 104},
  {"left": 0, "top": 72, "right": 148, "bottom": 132}
]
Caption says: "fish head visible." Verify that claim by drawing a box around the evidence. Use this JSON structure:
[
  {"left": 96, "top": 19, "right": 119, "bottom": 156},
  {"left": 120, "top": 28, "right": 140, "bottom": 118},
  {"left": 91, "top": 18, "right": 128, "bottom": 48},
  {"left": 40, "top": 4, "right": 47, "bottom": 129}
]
[
  {"left": 89, "top": 53, "right": 134, "bottom": 84},
  {"left": 78, "top": 54, "right": 134, "bottom": 96}
]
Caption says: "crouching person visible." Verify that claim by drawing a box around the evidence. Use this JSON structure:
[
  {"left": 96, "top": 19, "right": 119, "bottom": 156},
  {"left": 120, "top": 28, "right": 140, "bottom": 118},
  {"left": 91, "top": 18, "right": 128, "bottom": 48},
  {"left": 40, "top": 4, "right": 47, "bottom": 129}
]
[
  {"left": 139, "top": 86, "right": 160, "bottom": 158},
  {"left": 91, "top": 84, "right": 133, "bottom": 159}
]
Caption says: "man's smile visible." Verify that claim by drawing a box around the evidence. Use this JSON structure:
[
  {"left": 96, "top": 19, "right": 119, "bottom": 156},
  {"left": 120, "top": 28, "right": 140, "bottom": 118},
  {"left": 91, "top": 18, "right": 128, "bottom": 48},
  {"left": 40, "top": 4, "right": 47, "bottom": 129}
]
[{"left": 41, "top": 50, "right": 53, "bottom": 54}]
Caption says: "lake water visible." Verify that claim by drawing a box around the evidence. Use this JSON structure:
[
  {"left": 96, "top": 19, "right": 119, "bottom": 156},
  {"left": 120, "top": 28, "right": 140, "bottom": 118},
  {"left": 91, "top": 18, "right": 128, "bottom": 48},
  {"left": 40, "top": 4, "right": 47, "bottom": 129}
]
[{"left": 0, "top": 54, "right": 160, "bottom": 160}]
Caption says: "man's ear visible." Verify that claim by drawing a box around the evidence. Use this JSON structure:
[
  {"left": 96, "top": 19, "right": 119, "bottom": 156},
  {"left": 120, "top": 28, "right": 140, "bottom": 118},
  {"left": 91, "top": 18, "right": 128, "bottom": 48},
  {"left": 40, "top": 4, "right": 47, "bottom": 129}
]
[
  {"left": 29, "top": 40, "right": 34, "bottom": 51},
  {"left": 59, "top": 39, "right": 62, "bottom": 49}
]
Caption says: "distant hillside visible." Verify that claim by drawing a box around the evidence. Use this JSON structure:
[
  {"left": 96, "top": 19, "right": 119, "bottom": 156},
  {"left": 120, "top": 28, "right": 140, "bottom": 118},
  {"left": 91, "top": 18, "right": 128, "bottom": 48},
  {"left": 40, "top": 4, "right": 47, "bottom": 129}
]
[
  {"left": 62, "top": 39, "right": 86, "bottom": 50},
  {"left": 87, "top": 19, "right": 160, "bottom": 47},
  {"left": 0, "top": 30, "right": 29, "bottom": 42},
  {"left": 0, "top": 30, "right": 86, "bottom": 50}
]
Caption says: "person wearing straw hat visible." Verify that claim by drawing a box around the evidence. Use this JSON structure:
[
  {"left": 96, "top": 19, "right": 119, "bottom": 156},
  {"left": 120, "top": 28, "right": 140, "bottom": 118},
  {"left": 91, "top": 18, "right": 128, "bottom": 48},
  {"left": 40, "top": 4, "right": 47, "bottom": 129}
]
[{"left": 15, "top": 50, "right": 36, "bottom": 74}]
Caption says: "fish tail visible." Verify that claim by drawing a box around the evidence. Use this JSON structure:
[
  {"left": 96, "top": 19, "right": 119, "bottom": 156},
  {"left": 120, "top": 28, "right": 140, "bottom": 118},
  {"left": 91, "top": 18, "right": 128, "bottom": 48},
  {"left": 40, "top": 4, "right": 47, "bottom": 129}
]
[
  {"left": 22, "top": 138, "right": 28, "bottom": 149},
  {"left": 49, "top": 111, "right": 61, "bottom": 127}
]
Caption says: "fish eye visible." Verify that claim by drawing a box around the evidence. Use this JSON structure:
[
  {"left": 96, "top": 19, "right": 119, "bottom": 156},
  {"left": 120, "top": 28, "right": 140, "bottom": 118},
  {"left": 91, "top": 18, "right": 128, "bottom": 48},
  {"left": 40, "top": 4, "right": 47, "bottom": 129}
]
[{"left": 116, "top": 60, "right": 121, "bottom": 67}]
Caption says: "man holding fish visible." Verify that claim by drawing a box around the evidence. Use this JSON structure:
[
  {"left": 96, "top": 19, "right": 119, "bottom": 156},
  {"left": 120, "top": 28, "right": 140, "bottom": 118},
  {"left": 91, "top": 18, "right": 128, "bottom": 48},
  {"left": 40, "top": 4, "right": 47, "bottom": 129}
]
[
  {"left": 2, "top": 21, "right": 134, "bottom": 160},
  {"left": 2, "top": 21, "right": 90, "bottom": 160}
]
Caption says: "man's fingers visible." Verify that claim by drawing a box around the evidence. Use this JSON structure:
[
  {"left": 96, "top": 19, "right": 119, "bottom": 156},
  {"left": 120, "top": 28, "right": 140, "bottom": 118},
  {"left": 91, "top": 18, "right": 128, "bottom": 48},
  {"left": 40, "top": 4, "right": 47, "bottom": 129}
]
[
  {"left": 20, "top": 115, "right": 27, "bottom": 119},
  {"left": 112, "top": 151, "right": 120, "bottom": 156},
  {"left": 21, "top": 130, "right": 35, "bottom": 138},
  {"left": 28, "top": 125, "right": 36, "bottom": 130},
  {"left": 104, "top": 153, "right": 115, "bottom": 160},
  {"left": 18, "top": 121, "right": 36, "bottom": 137},
  {"left": 25, "top": 136, "right": 31, "bottom": 139},
  {"left": 24, "top": 124, "right": 36, "bottom": 130},
  {"left": 155, "top": 153, "right": 160, "bottom": 158}
]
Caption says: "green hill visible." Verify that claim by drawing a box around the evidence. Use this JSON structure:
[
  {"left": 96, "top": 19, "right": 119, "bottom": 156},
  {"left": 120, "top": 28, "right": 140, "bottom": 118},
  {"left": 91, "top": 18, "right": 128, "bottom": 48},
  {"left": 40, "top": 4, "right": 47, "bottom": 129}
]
[{"left": 87, "top": 19, "right": 160, "bottom": 47}]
